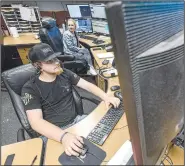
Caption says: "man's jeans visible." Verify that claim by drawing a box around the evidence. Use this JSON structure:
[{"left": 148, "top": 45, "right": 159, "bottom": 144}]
[{"left": 40, "top": 115, "right": 87, "bottom": 145}]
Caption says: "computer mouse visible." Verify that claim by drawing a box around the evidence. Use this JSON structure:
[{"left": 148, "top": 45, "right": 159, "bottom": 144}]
[
  {"left": 97, "top": 40, "right": 105, "bottom": 44},
  {"left": 102, "top": 59, "right": 109, "bottom": 65},
  {"left": 93, "top": 39, "right": 98, "bottom": 43},
  {"left": 80, "top": 144, "right": 88, "bottom": 156},
  {"left": 114, "top": 91, "right": 123, "bottom": 100},
  {"left": 111, "top": 85, "right": 120, "bottom": 91}
]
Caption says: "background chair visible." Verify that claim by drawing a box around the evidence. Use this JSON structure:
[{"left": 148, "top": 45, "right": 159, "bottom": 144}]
[
  {"left": 2, "top": 64, "right": 101, "bottom": 141},
  {"left": 39, "top": 17, "right": 88, "bottom": 75}
]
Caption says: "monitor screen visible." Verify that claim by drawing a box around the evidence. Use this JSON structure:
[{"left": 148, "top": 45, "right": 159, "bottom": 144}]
[
  {"left": 92, "top": 19, "right": 109, "bottom": 35},
  {"left": 74, "top": 18, "right": 93, "bottom": 33},
  {"left": 90, "top": 4, "right": 107, "bottom": 19},
  {"left": 106, "top": 1, "right": 184, "bottom": 165},
  {"left": 67, "top": 5, "right": 91, "bottom": 18}
]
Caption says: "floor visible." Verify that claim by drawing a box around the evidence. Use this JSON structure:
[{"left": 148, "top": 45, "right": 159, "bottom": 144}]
[{"left": 1, "top": 90, "right": 22, "bottom": 146}]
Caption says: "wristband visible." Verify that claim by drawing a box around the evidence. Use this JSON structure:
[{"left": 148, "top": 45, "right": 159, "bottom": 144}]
[{"left": 60, "top": 132, "right": 68, "bottom": 143}]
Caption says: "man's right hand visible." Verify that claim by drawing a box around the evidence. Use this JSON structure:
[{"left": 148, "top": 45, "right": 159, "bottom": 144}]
[{"left": 61, "top": 133, "right": 84, "bottom": 156}]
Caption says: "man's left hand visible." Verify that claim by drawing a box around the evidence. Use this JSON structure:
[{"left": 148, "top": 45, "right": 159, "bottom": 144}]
[{"left": 103, "top": 96, "right": 120, "bottom": 109}]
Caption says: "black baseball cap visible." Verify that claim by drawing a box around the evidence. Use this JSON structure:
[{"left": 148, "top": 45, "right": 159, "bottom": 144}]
[{"left": 28, "top": 43, "right": 61, "bottom": 63}]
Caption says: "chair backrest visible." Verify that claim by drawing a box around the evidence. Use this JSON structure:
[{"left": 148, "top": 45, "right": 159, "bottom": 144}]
[
  {"left": 2, "top": 64, "right": 39, "bottom": 138},
  {"left": 2, "top": 64, "right": 84, "bottom": 138},
  {"left": 39, "top": 17, "right": 64, "bottom": 54}
]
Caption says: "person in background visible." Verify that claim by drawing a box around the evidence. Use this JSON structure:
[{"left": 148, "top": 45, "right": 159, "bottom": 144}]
[{"left": 63, "top": 19, "right": 97, "bottom": 75}]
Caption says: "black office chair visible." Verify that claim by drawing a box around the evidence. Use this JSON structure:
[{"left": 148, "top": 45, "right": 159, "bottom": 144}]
[
  {"left": 39, "top": 17, "right": 88, "bottom": 75},
  {"left": 1, "top": 64, "right": 100, "bottom": 141}
]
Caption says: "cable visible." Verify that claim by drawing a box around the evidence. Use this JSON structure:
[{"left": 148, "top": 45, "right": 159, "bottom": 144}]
[
  {"left": 99, "top": 67, "right": 117, "bottom": 79},
  {"left": 163, "top": 155, "right": 173, "bottom": 166},
  {"left": 160, "top": 145, "right": 174, "bottom": 166},
  {"left": 114, "top": 125, "right": 128, "bottom": 130},
  {"left": 95, "top": 60, "right": 114, "bottom": 79},
  {"left": 87, "top": 152, "right": 109, "bottom": 163},
  {"left": 165, "top": 155, "right": 173, "bottom": 165},
  {"left": 30, "top": 75, "right": 60, "bottom": 115}
]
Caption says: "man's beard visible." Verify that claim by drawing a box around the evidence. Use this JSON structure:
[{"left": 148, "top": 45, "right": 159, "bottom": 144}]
[{"left": 55, "top": 65, "right": 63, "bottom": 75}]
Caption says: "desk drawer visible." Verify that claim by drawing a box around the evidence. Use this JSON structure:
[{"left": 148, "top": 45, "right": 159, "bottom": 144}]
[
  {"left": 95, "top": 74, "right": 108, "bottom": 92},
  {"left": 94, "top": 59, "right": 99, "bottom": 70}
]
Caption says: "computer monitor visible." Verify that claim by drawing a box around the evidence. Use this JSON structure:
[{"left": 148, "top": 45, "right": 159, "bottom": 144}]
[
  {"left": 92, "top": 19, "right": 109, "bottom": 35},
  {"left": 66, "top": 4, "right": 91, "bottom": 18},
  {"left": 106, "top": 1, "right": 184, "bottom": 165},
  {"left": 74, "top": 18, "right": 93, "bottom": 33},
  {"left": 90, "top": 4, "right": 107, "bottom": 19}
]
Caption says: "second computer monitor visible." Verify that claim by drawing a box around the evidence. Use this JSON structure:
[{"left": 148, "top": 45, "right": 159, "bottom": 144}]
[
  {"left": 92, "top": 19, "right": 109, "bottom": 35},
  {"left": 90, "top": 4, "right": 107, "bottom": 19},
  {"left": 74, "top": 18, "right": 93, "bottom": 33},
  {"left": 67, "top": 4, "right": 91, "bottom": 18}
]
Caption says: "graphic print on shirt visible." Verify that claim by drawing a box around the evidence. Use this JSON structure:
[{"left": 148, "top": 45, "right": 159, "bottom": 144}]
[{"left": 21, "top": 93, "right": 33, "bottom": 105}]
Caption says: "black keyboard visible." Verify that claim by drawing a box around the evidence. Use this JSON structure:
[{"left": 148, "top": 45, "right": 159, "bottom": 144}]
[
  {"left": 87, "top": 102, "right": 124, "bottom": 145},
  {"left": 80, "top": 35, "right": 97, "bottom": 41}
]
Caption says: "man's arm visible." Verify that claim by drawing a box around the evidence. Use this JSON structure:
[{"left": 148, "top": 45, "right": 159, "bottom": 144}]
[
  {"left": 26, "top": 109, "right": 83, "bottom": 156},
  {"left": 77, "top": 78, "right": 120, "bottom": 108},
  {"left": 27, "top": 109, "right": 65, "bottom": 142}
]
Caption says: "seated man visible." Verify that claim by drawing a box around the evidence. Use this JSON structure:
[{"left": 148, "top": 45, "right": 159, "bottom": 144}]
[{"left": 21, "top": 43, "right": 120, "bottom": 157}]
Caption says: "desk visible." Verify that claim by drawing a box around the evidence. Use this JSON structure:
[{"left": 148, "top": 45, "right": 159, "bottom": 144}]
[
  {"left": 79, "top": 34, "right": 111, "bottom": 48},
  {"left": 1, "top": 138, "right": 43, "bottom": 165},
  {"left": 3, "top": 33, "right": 41, "bottom": 64}
]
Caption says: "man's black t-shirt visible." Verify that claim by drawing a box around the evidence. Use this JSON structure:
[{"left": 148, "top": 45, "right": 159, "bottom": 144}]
[{"left": 21, "top": 69, "right": 80, "bottom": 127}]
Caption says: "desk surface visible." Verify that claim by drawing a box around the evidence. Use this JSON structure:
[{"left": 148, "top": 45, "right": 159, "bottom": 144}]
[
  {"left": 1, "top": 138, "right": 43, "bottom": 165},
  {"left": 79, "top": 34, "right": 111, "bottom": 48},
  {"left": 3, "top": 33, "right": 41, "bottom": 46}
]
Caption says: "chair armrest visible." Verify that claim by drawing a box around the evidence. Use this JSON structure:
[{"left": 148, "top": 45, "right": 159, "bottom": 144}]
[
  {"left": 17, "top": 127, "right": 26, "bottom": 142},
  {"left": 81, "top": 96, "right": 101, "bottom": 105},
  {"left": 58, "top": 54, "right": 75, "bottom": 61}
]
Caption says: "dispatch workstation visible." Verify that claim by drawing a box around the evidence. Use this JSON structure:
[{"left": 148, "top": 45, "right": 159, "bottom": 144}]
[{"left": 1, "top": 1, "right": 184, "bottom": 165}]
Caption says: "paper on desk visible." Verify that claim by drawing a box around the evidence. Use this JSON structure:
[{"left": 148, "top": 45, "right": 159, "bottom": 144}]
[
  {"left": 104, "top": 68, "right": 118, "bottom": 75},
  {"left": 9, "top": 27, "right": 19, "bottom": 38},
  {"left": 19, "top": 7, "right": 37, "bottom": 22},
  {"left": 107, "top": 140, "right": 133, "bottom": 165},
  {"left": 97, "top": 52, "right": 114, "bottom": 59}
]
